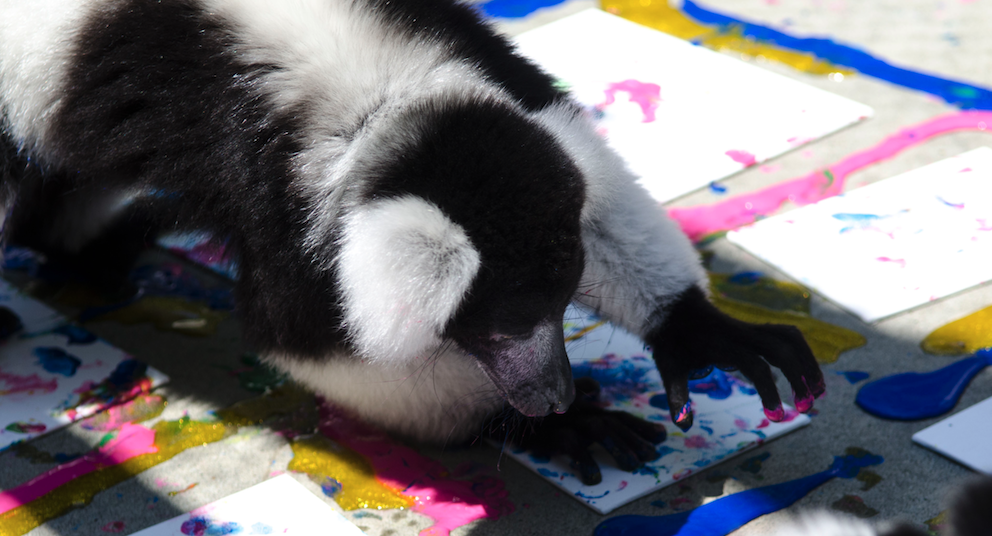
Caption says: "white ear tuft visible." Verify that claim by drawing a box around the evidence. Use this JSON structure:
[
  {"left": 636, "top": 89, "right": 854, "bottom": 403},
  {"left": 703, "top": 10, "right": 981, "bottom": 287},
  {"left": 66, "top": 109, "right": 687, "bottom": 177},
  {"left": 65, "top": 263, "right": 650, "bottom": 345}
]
[{"left": 337, "top": 196, "right": 480, "bottom": 362}]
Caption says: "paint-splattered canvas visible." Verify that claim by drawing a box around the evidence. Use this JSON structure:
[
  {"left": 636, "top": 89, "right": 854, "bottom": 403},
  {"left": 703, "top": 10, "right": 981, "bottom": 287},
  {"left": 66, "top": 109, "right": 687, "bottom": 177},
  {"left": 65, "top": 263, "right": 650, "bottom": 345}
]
[
  {"left": 913, "top": 395, "right": 992, "bottom": 474},
  {"left": 0, "top": 279, "right": 168, "bottom": 450},
  {"left": 512, "top": 9, "right": 873, "bottom": 203},
  {"left": 131, "top": 474, "right": 366, "bottom": 535},
  {"left": 504, "top": 306, "right": 810, "bottom": 514},
  {"left": 728, "top": 147, "right": 992, "bottom": 322}
]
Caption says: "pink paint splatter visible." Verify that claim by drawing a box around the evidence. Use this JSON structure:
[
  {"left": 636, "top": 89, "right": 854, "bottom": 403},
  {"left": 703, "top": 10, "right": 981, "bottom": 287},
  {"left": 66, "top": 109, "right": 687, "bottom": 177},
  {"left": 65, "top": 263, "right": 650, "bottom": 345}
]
[
  {"left": 876, "top": 257, "right": 907, "bottom": 268},
  {"left": 617, "top": 481, "right": 629, "bottom": 491},
  {"left": 725, "top": 150, "right": 757, "bottom": 167},
  {"left": 734, "top": 418, "right": 749, "bottom": 430},
  {"left": 759, "top": 164, "right": 781, "bottom": 174},
  {"left": 684, "top": 435, "right": 713, "bottom": 449},
  {"left": 601, "top": 80, "right": 662, "bottom": 123},
  {"left": 672, "top": 468, "right": 693, "bottom": 480},
  {"left": 317, "top": 401, "right": 513, "bottom": 536},
  {"left": 0, "top": 368, "right": 58, "bottom": 396},
  {"left": 977, "top": 219, "right": 992, "bottom": 231},
  {"left": 101, "top": 521, "right": 126, "bottom": 533},
  {"left": 960, "top": 167, "right": 973, "bottom": 172},
  {"left": 669, "top": 111, "right": 992, "bottom": 242},
  {"left": 0, "top": 423, "right": 157, "bottom": 515}
]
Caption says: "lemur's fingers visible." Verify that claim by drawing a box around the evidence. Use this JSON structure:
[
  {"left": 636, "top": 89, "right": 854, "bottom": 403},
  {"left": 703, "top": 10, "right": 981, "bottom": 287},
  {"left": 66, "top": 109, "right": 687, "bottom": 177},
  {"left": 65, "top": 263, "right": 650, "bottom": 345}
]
[
  {"left": 527, "top": 427, "right": 603, "bottom": 486},
  {"left": 655, "top": 359, "right": 694, "bottom": 431},
  {"left": 609, "top": 411, "right": 668, "bottom": 444},
  {"left": 749, "top": 323, "right": 825, "bottom": 412},
  {"left": 732, "top": 351, "right": 786, "bottom": 421},
  {"left": 604, "top": 413, "right": 662, "bottom": 462}
]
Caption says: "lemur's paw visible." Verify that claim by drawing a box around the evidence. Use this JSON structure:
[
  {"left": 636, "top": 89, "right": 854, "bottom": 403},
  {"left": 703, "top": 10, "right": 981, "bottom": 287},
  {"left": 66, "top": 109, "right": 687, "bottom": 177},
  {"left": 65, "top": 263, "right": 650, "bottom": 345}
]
[
  {"left": 515, "top": 377, "right": 667, "bottom": 486},
  {"left": 648, "top": 286, "right": 825, "bottom": 431}
]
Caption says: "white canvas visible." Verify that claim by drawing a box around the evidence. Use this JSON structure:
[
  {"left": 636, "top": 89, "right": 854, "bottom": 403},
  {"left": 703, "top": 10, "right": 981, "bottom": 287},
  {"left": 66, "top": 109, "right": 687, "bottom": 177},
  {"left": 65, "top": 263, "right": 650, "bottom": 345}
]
[
  {"left": 913, "top": 396, "right": 992, "bottom": 475},
  {"left": 513, "top": 9, "right": 874, "bottom": 202},
  {"left": 503, "top": 306, "right": 811, "bottom": 514},
  {"left": 0, "top": 279, "right": 168, "bottom": 449},
  {"left": 130, "top": 474, "right": 366, "bottom": 535},
  {"left": 727, "top": 147, "right": 992, "bottom": 322}
]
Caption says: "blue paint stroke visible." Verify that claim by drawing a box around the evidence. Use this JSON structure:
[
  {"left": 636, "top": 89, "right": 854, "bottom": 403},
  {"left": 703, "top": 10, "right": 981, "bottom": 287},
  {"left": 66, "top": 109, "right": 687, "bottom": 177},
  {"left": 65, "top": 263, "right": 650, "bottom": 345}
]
[
  {"left": 594, "top": 451, "right": 883, "bottom": 536},
  {"left": 576, "top": 489, "right": 611, "bottom": 500},
  {"left": 538, "top": 468, "right": 560, "bottom": 478},
  {"left": 320, "top": 477, "right": 343, "bottom": 498},
  {"left": 727, "top": 271, "right": 763, "bottom": 285},
  {"left": 708, "top": 182, "right": 728, "bottom": 194},
  {"left": 573, "top": 356, "right": 656, "bottom": 403},
  {"left": 681, "top": 1, "right": 992, "bottom": 110},
  {"left": 33, "top": 347, "right": 82, "bottom": 377},
  {"left": 936, "top": 196, "right": 965, "bottom": 209},
  {"left": 688, "top": 369, "right": 757, "bottom": 400},
  {"left": 180, "top": 516, "right": 243, "bottom": 535},
  {"left": 479, "top": 0, "right": 568, "bottom": 18},
  {"left": 835, "top": 370, "right": 870, "bottom": 384},
  {"left": 856, "top": 349, "right": 992, "bottom": 420},
  {"left": 52, "top": 324, "right": 98, "bottom": 345}
]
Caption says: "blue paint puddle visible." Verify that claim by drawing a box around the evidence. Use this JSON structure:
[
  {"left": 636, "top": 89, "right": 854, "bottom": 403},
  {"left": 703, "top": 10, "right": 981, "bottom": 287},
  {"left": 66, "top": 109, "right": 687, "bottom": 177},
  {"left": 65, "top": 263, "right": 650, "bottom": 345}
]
[
  {"left": 856, "top": 349, "right": 992, "bottom": 420},
  {"left": 320, "top": 477, "right": 343, "bottom": 498},
  {"left": 594, "top": 449, "right": 883, "bottom": 536},
  {"left": 33, "top": 347, "right": 82, "bottom": 377},
  {"left": 835, "top": 370, "right": 870, "bottom": 384},
  {"left": 53, "top": 324, "right": 98, "bottom": 345},
  {"left": 681, "top": 0, "right": 992, "bottom": 110},
  {"left": 727, "top": 271, "right": 763, "bottom": 285}
]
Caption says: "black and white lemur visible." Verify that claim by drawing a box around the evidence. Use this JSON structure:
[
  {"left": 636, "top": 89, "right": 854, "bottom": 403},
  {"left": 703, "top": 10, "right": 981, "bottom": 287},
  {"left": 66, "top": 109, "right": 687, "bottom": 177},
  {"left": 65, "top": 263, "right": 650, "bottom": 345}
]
[{"left": 0, "top": 0, "right": 825, "bottom": 483}]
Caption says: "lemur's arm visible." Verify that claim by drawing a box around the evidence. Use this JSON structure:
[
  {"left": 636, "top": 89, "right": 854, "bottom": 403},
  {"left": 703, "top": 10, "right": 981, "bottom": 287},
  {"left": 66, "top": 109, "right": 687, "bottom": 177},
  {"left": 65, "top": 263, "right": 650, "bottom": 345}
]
[{"left": 534, "top": 104, "right": 825, "bottom": 431}]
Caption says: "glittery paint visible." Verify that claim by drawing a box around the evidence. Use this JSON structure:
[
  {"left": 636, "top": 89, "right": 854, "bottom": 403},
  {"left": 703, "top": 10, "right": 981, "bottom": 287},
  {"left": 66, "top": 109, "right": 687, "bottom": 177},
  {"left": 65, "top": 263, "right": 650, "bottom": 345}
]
[
  {"left": 0, "top": 418, "right": 235, "bottom": 534},
  {"left": 594, "top": 449, "right": 883, "bottom": 536},
  {"left": 855, "top": 349, "right": 992, "bottom": 420},
  {"left": 601, "top": 80, "right": 662, "bottom": 123},
  {"left": 598, "top": 0, "right": 850, "bottom": 77},
  {"left": 288, "top": 435, "right": 413, "bottom": 511},
  {"left": 317, "top": 402, "right": 514, "bottom": 536},
  {"left": 669, "top": 112, "right": 992, "bottom": 242},
  {"left": 921, "top": 305, "right": 992, "bottom": 355},
  {"left": 78, "top": 395, "right": 167, "bottom": 432}
]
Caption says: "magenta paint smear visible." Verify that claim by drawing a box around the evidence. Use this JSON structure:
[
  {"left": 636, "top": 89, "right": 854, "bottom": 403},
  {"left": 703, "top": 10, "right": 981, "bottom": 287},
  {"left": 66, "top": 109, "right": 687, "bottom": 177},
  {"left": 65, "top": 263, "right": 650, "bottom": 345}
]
[
  {"left": 317, "top": 401, "right": 514, "bottom": 536},
  {"left": 0, "top": 368, "right": 58, "bottom": 396},
  {"left": 725, "top": 150, "right": 757, "bottom": 167},
  {"left": 0, "top": 423, "right": 157, "bottom": 515},
  {"left": 601, "top": 80, "right": 662, "bottom": 123},
  {"left": 669, "top": 111, "right": 992, "bottom": 242}
]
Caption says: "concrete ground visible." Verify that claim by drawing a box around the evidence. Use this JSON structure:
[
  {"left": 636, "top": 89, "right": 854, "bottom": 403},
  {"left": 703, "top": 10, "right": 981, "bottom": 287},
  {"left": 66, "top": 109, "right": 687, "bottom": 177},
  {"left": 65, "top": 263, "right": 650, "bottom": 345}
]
[{"left": 3, "top": 0, "right": 991, "bottom": 535}]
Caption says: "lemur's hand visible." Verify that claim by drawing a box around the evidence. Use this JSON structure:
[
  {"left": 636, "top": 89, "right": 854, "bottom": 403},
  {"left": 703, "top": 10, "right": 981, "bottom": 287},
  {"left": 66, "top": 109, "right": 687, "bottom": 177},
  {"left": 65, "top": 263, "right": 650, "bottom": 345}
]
[
  {"left": 647, "top": 286, "right": 825, "bottom": 431},
  {"left": 514, "top": 377, "right": 667, "bottom": 485}
]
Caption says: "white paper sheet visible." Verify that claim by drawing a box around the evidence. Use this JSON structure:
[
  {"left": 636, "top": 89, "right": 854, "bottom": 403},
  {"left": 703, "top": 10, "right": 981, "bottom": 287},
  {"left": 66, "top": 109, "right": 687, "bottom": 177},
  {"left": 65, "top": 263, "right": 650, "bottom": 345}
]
[
  {"left": 728, "top": 147, "right": 992, "bottom": 322},
  {"left": 504, "top": 306, "right": 810, "bottom": 514},
  {"left": 131, "top": 474, "right": 366, "bottom": 535},
  {"left": 913, "top": 395, "right": 992, "bottom": 474},
  {"left": 0, "top": 279, "right": 168, "bottom": 449},
  {"left": 513, "top": 9, "right": 873, "bottom": 202}
]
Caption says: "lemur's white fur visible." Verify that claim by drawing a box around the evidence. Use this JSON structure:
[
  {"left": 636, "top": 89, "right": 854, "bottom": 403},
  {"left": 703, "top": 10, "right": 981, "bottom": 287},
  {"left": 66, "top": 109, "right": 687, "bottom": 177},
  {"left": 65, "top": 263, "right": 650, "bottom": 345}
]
[
  {"left": 337, "top": 196, "right": 481, "bottom": 363},
  {"left": 0, "top": 0, "right": 91, "bottom": 152},
  {"left": 268, "top": 345, "right": 498, "bottom": 442}
]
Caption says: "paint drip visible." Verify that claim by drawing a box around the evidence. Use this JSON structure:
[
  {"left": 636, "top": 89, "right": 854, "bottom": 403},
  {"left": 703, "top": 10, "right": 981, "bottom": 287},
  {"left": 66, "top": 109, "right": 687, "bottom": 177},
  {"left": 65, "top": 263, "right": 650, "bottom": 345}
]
[
  {"left": 594, "top": 448, "right": 883, "bottom": 536},
  {"left": 921, "top": 305, "right": 992, "bottom": 355},
  {"left": 856, "top": 349, "right": 992, "bottom": 420},
  {"left": 670, "top": 112, "right": 992, "bottom": 242},
  {"left": 598, "top": 0, "right": 851, "bottom": 76}
]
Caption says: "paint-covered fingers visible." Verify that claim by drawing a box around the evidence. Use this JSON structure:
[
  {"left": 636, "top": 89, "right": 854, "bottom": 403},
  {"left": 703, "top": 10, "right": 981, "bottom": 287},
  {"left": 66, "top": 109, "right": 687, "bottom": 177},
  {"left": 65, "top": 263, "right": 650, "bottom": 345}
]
[
  {"left": 732, "top": 352, "right": 786, "bottom": 422},
  {"left": 525, "top": 427, "right": 603, "bottom": 485},
  {"left": 654, "top": 359, "right": 694, "bottom": 431},
  {"left": 749, "top": 323, "right": 825, "bottom": 413}
]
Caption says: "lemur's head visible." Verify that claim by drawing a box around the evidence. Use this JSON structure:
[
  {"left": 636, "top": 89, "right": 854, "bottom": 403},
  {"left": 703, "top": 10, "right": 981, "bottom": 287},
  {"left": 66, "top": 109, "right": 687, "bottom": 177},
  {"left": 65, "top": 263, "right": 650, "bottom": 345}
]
[{"left": 335, "top": 96, "right": 585, "bottom": 417}]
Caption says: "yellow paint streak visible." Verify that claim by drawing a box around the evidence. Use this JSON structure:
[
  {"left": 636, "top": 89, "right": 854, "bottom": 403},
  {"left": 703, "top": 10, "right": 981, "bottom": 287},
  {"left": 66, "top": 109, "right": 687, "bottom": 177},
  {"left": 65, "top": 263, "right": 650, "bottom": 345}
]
[
  {"left": 0, "top": 418, "right": 234, "bottom": 536},
  {"left": 600, "top": 0, "right": 853, "bottom": 77},
  {"left": 711, "top": 295, "right": 866, "bottom": 364},
  {"left": 709, "top": 273, "right": 810, "bottom": 313},
  {"left": 288, "top": 435, "right": 413, "bottom": 511},
  {"left": 921, "top": 305, "right": 992, "bottom": 355},
  {"left": 95, "top": 296, "right": 228, "bottom": 337},
  {"left": 565, "top": 321, "right": 608, "bottom": 342}
]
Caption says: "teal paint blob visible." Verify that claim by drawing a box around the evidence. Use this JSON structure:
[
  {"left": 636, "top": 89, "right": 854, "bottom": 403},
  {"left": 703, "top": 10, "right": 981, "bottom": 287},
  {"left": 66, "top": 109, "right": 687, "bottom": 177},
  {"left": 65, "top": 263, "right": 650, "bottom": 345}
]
[
  {"left": 594, "top": 451, "right": 883, "bottom": 536},
  {"left": 855, "top": 349, "right": 992, "bottom": 420},
  {"left": 33, "top": 347, "right": 82, "bottom": 377}
]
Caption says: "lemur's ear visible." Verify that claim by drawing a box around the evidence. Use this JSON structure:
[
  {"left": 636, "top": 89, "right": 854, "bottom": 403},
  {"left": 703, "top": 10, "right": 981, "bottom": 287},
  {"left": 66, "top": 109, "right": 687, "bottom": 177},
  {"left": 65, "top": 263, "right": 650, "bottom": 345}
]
[{"left": 337, "top": 195, "right": 480, "bottom": 362}]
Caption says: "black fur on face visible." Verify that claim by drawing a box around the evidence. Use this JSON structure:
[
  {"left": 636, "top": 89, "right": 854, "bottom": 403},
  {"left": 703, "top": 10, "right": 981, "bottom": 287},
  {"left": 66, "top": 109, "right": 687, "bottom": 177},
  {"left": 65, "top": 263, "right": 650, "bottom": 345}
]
[{"left": 360, "top": 98, "right": 586, "bottom": 416}]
